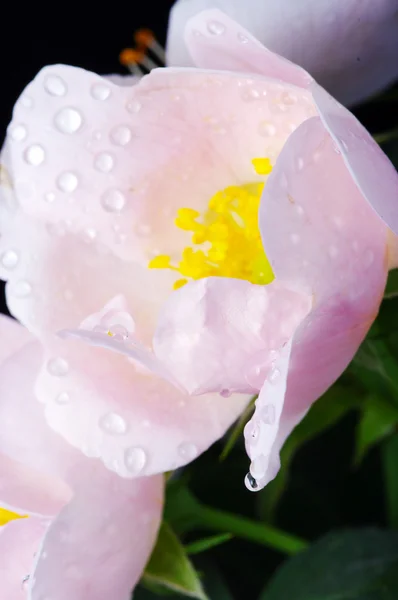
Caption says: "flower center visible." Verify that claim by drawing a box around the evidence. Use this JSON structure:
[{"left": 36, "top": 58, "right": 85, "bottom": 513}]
[
  {"left": 0, "top": 507, "right": 26, "bottom": 526},
  {"left": 149, "top": 158, "right": 275, "bottom": 289}
]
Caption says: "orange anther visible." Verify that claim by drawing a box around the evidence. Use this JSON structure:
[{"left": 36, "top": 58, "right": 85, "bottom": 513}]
[
  {"left": 119, "top": 48, "right": 145, "bottom": 66},
  {"left": 134, "top": 28, "right": 155, "bottom": 48}
]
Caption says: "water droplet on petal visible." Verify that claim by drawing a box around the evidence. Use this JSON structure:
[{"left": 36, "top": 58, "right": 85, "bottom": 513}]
[
  {"left": 55, "top": 391, "right": 70, "bottom": 404},
  {"left": 22, "top": 574, "right": 30, "bottom": 590},
  {"left": 54, "top": 107, "right": 83, "bottom": 134},
  {"left": 109, "top": 324, "right": 129, "bottom": 340},
  {"left": 94, "top": 152, "right": 114, "bottom": 173},
  {"left": 9, "top": 124, "right": 27, "bottom": 142},
  {"left": 243, "top": 421, "right": 260, "bottom": 445},
  {"left": 24, "top": 144, "right": 45, "bottom": 166},
  {"left": 127, "top": 100, "right": 141, "bottom": 113},
  {"left": 124, "top": 446, "right": 147, "bottom": 474},
  {"left": 12, "top": 280, "right": 32, "bottom": 297},
  {"left": 99, "top": 412, "right": 128, "bottom": 435},
  {"left": 250, "top": 455, "right": 268, "bottom": 479},
  {"left": 237, "top": 31, "right": 249, "bottom": 43},
  {"left": 47, "top": 357, "right": 69, "bottom": 377},
  {"left": 268, "top": 368, "right": 280, "bottom": 384},
  {"left": 101, "top": 189, "right": 126, "bottom": 212},
  {"left": 57, "top": 171, "right": 78, "bottom": 193},
  {"left": 220, "top": 388, "right": 232, "bottom": 398},
  {"left": 110, "top": 125, "right": 132, "bottom": 146},
  {"left": 260, "top": 404, "right": 276, "bottom": 425},
  {"left": 244, "top": 472, "right": 258, "bottom": 491},
  {"left": 1, "top": 250, "right": 19, "bottom": 269},
  {"left": 178, "top": 442, "right": 198, "bottom": 460},
  {"left": 91, "top": 83, "right": 111, "bottom": 101},
  {"left": 207, "top": 20, "right": 225, "bottom": 35},
  {"left": 44, "top": 74, "right": 67, "bottom": 96}
]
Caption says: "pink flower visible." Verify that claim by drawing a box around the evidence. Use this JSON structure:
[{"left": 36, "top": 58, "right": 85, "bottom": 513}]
[
  {"left": 1, "top": 9, "right": 398, "bottom": 496},
  {"left": 167, "top": 0, "right": 398, "bottom": 106},
  {"left": 0, "top": 316, "right": 163, "bottom": 599}
]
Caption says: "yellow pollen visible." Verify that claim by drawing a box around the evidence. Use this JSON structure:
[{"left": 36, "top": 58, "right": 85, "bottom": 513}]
[
  {"left": 0, "top": 508, "right": 26, "bottom": 526},
  {"left": 149, "top": 158, "right": 275, "bottom": 289}
]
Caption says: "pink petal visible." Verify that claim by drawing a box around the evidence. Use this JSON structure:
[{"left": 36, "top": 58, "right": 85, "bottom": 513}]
[
  {"left": 0, "top": 517, "right": 47, "bottom": 600},
  {"left": 153, "top": 277, "right": 311, "bottom": 394},
  {"left": 31, "top": 474, "right": 163, "bottom": 600},
  {"left": 244, "top": 116, "right": 388, "bottom": 490},
  {"left": 0, "top": 314, "right": 33, "bottom": 363},
  {"left": 180, "top": 8, "right": 312, "bottom": 87},
  {"left": 167, "top": 1, "right": 398, "bottom": 105},
  {"left": 312, "top": 83, "right": 398, "bottom": 235}
]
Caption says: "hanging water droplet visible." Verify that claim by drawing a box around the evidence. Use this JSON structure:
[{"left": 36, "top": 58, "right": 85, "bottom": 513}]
[
  {"left": 178, "top": 442, "right": 198, "bottom": 460},
  {"left": 1, "top": 250, "right": 19, "bottom": 269},
  {"left": 110, "top": 125, "right": 132, "bottom": 146},
  {"left": 101, "top": 189, "right": 126, "bottom": 212},
  {"left": 124, "top": 446, "right": 147, "bottom": 474},
  {"left": 244, "top": 472, "right": 258, "bottom": 491},
  {"left": 220, "top": 388, "right": 232, "bottom": 398},
  {"left": 12, "top": 280, "right": 32, "bottom": 298},
  {"left": 47, "top": 357, "right": 69, "bottom": 377},
  {"left": 94, "top": 152, "right": 114, "bottom": 173},
  {"left": 44, "top": 74, "right": 67, "bottom": 96},
  {"left": 55, "top": 391, "right": 70, "bottom": 404},
  {"left": 9, "top": 124, "right": 27, "bottom": 142},
  {"left": 91, "top": 83, "right": 111, "bottom": 101},
  {"left": 54, "top": 107, "right": 83, "bottom": 134},
  {"left": 24, "top": 144, "right": 45, "bottom": 166},
  {"left": 99, "top": 412, "right": 128, "bottom": 435},
  {"left": 127, "top": 100, "right": 141, "bottom": 113},
  {"left": 207, "top": 20, "right": 225, "bottom": 35},
  {"left": 57, "top": 171, "right": 78, "bottom": 193},
  {"left": 260, "top": 404, "right": 276, "bottom": 425}
]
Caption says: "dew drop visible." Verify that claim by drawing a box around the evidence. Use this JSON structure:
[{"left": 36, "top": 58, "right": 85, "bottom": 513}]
[
  {"left": 178, "top": 442, "right": 198, "bottom": 460},
  {"left": 55, "top": 391, "right": 70, "bottom": 404},
  {"left": 127, "top": 100, "right": 141, "bottom": 113},
  {"left": 258, "top": 121, "right": 276, "bottom": 137},
  {"left": 124, "top": 446, "right": 147, "bottom": 474},
  {"left": 24, "top": 144, "right": 45, "bottom": 166},
  {"left": 94, "top": 152, "right": 114, "bottom": 173},
  {"left": 260, "top": 404, "right": 276, "bottom": 425},
  {"left": 1, "top": 250, "right": 19, "bottom": 269},
  {"left": 22, "top": 574, "right": 30, "bottom": 590},
  {"left": 12, "top": 280, "right": 32, "bottom": 298},
  {"left": 220, "top": 388, "right": 232, "bottom": 398},
  {"left": 9, "top": 124, "right": 27, "bottom": 142},
  {"left": 110, "top": 125, "right": 132, "bottom": 146},
  {"left": 101, "top": 189, "right": 126, "bottom": 212},
  {"left": 47, "top": 357, "right": 69, "bottom": 377},
  {"left": 237, "top": 31, "right": 249, "bottom": 43},
  {"left": 268, "top": 368, "right": 280, "bottom": 384},
  {"left": 44, "top": 74, "right": 67, "bottom": 96},
  {"left": 243, "top": 421, "right": 260, "bottom": 444},
  {"left": 99, "top": 412, "right": 128, "bottom": 435},
  {"left": 91, "top": 83, "right": 111, "bottom": 101},
  {"left": 207, "top": 20, "right": 225, "bottom": 35},
  {"left": 54, "top": 107, "right": 83, "bottom": 134},
  {"left": 57, "top": 171, "right": 78, "bottom": 192},
  {"left": 244, "top": 472, "right": 258, "bottom": 491}
]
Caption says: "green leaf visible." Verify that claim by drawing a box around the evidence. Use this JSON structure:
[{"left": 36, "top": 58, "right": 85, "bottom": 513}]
[
  {"left": 185, "top": 533, "right": 233, "bottom": 555},
  {"left": 383, "top": 434, "right": 398, "bottom": 528},
  {"left": 354, "top": 394, "right": 398, "bottom": 465},
  {"left": 258, "top": 383, "right": 360, "bottom": 520},
  {"left": 259, "top": 529, "right": 398, "bottom": 600},
  {"left": 142, "top": 523, "right": 208, "bottom": 600},
  {"left": 220, "top": 396, "right": 256, "bottom": 461},
  {"left": 384, "top": 269, "right": 398, "bottom": 299}
]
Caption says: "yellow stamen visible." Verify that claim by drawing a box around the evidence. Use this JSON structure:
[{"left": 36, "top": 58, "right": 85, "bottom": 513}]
[
  {"left": 0, "top": 508, "right": 26, "bottom": 526},
  {"left": 149, "top": 159, "right": 275, "bottom": 288}
]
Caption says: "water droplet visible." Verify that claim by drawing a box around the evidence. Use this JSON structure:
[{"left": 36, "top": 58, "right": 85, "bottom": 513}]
[
  {"left": 20, "top": 95, "right": 33, "bottom": 108},
  {"left": 250, "top": 455, "right": 268, "bottom": 479},
  {"left": 44, "top": 74, "right": 67, "bottom": 96},
  {"left": 237, "top": 31, "right": 249, "bottom": 43},
  {"left": 9, "top": 124, "right": 27, "bottom": 142},
  {"left": 268, "top": 368, "right": 280, "bottom": 384},
  {"left": 124, "top": 446, "right": 147, "bottom": 474},
  {"left": 178, "top": 442, "right": 198, "bottom": 460},
  {"left": 54, "top": 107, "right": 83, "bottom": 134},
  {"left": 55, "top": 391, "right": 70, "bottom": 404},
  {"left": 44, "top": 192, "right": 56, "bottom": 203},
  {"left": 12, "top": 280, "right": 32, "bottom": 298},
  {"left": 101, "top": 189, "right": 126, "bottom": 212},
  {"left": 83, "top": 227, "right": 97, "bottom": 242},
  {"left": 290, "top": 233, "right": 300, "bottom": 244},
  {"left": 24, "top": 144, "right": 45, "bottom": 166},
  {"left": 110, "top": 125, "right": 132, "bottom": 146},
  {"left": 94, "top": 152, "right": 114, "bottom": 173},
  {"left": 127, "top": 100, "right": 141, "bottom": 113},
  {"left": 22, "top": 574, "right": 30, "bottom": 590},
  {"left": 244, "top": 472, "right": 258, "bottom": 491},
  {"left": 220, "top": 388, "right": 232, "bottom": 398},
  {"left": 260, "top": 404, "right": 276, "bottom": 425},
  {"left": 258, "top": 121, "right": 276, "bottom": 137},
  {"left": 207, "top": 20, "right": 225, "bottom": 35},
  {"left": 47, "top": 357, "right": 69, "bottom": 377},
  {"left": 243, "top": 421, "right": 260, "bottom": 444},
  {"left": 1, "top": 250, "right": 19, "bottom": 269},
  {"left": 99, "top": 412, "right": 128, "bottom": 435},
  {"left": 57, "top": 171, "right": 78, "bottom": 193},
  {"left": 91, "top": 83, "right": 111, "bottom": 101},
  {"left": 328, "top": 245, "right": 338, "bottom": 259},
  {"left": 109, "top": 324, "right": 129, "bottom": 340},
  {"left": 242, "top": 88, "right": 260, "bottom": 101}
]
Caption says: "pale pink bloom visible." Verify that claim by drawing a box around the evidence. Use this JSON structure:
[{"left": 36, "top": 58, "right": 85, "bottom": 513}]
[
  {"left": 167, "top": 0, "right": 398, "bottom": 106},
  {"left": 0, "top": 315, "right": 163, "bottom": 599},
  {"left": 1, "top": 9, "right": 398, "bottom": 493}
]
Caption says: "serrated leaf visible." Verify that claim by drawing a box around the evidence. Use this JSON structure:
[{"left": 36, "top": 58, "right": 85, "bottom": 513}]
[
  {"left": 142, "top": 523, "right": 208, "bottom": 600},
  {"left": 354, "top": 394, "right": 398, "bottom": 465},
  {"left": 259, "top": 529, "right": 398, "bottom": 600},
  {"left": 186, "top": 533, "right": 233, "bottom": 555}
]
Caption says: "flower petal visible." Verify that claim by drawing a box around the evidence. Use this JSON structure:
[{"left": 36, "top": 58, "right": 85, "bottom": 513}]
[
  {"left": 0, "top": 517, "right": 47, "bottom": 600},
  {"left": 0, "top": 314, "right": 33, "bottom": 363},
  {"left": 31, "top": 474, "right": 163, "bottom": 600},
  {"left": 311, "top": 83, "right": 398, "bottom": 235},
  {"left": 153, "top": 277, "right": 311, "bottom": 394}
]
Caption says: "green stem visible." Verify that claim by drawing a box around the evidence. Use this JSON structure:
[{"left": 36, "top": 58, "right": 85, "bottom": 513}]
[
  {"left": 197, "top": 505, "right": 308, "bottom": 555},
  {"left": 373, "top": 127, "right": 398, "bottom": 145}
]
